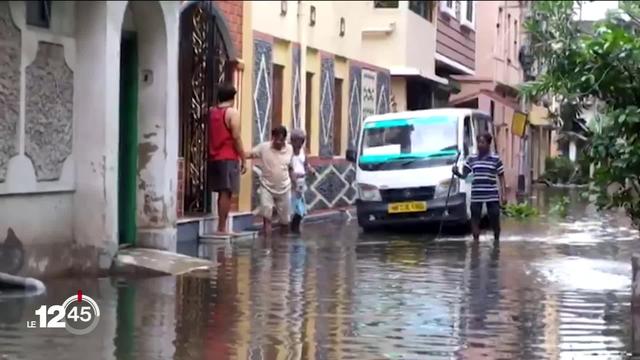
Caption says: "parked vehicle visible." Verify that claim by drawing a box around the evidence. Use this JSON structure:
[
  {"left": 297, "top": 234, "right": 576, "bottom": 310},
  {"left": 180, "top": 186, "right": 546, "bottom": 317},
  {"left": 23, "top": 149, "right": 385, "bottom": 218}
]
[{"left": 346, "top": 108, "right": 496, "bottom": 231}]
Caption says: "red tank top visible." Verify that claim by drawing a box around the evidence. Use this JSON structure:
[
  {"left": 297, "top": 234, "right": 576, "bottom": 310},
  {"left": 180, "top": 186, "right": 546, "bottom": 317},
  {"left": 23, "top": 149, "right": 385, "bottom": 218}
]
[{"left": 208, "top": 106, "right": 239, "bottom": 161}]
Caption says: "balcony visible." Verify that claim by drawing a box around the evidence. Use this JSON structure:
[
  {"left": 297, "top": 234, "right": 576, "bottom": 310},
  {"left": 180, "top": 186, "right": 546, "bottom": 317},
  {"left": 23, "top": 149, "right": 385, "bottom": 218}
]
[{"left": 364, "top": 1, "right": 440, "bottom": 82}]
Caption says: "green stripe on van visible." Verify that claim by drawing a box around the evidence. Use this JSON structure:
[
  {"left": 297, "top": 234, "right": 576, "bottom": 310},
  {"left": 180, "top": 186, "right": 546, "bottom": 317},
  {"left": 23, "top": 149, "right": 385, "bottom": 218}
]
[
  {"left": 363, "top": 115, "right": 454, "bottom": 129},
  {"left": 359, "top": 150, "right": 458, "bottom": 164}
]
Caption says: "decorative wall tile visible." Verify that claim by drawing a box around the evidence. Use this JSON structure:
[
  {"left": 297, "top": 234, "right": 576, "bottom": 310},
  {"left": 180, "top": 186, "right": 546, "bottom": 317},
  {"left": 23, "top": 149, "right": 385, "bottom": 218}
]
[
  {"left": 305, "top": 161, "right": 357, "bottom": 212},
  {"left": 361, "top": 68, "right": 377, "bottom": 140},
  {"left": 291, "top": 46, "right": 301, "bottom": 129},
  {"left": 25, "top": 42, "right": 73, "bottom": 181},
  {"left": 0, "top": 4, "right": 20, "bottom": 182},
  {"left": 252, "top": 39, "right": 272, "bottom": 145},
  {"left": 319, "top": 58, "right": 335, "bottom": 158},
  {"left": 347, "top": 66, "right": 361, "bottom": 150},
  {"left": 376, "top": 71, "right": 391, "bottom": 115}
]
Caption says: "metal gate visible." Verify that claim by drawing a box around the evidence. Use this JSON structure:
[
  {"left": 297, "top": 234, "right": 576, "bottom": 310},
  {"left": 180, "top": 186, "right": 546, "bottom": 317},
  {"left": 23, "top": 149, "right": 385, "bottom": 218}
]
[{"left": 179, "top": 2, "right": 232, "bottom": 215}]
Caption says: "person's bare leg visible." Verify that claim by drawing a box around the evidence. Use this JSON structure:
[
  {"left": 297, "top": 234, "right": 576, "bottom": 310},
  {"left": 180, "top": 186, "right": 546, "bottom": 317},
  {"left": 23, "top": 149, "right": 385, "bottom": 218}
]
[
  {"left": 470, "top": 203, "right": 481, "bottom": 242},
  {"left": 217, "top": 191, "right": 231, "bottom": 233},
  {"left": 263, "top": 217, "right": 272, "bottom": 238}
]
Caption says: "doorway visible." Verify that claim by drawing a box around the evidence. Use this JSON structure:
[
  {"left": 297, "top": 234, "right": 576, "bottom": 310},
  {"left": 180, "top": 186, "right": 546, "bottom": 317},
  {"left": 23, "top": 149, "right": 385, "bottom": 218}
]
[
  {"left": 118, "top": 32, "right": 138, "bottom": 246},
  {"left": 179, "top": 2, "right": 232, "bottom": 216}
]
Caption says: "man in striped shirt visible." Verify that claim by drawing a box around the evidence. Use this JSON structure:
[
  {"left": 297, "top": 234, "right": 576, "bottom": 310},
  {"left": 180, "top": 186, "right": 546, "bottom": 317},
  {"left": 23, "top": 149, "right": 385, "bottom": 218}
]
[{"left": 453, "top": 133, "right": 507, "bottom": 242}]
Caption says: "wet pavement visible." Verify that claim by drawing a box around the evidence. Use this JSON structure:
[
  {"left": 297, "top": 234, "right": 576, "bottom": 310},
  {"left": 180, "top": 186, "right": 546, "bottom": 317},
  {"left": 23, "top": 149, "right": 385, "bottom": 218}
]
[{"left": 1, "top": 188, "right": 639, "bottom": 360}]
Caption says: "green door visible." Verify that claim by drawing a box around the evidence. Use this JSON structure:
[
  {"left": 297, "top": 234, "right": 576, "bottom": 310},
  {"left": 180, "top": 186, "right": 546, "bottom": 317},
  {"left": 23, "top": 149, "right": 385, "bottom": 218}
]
[{"left": 118, "top": 32, "right": 138, "bottom": 246}]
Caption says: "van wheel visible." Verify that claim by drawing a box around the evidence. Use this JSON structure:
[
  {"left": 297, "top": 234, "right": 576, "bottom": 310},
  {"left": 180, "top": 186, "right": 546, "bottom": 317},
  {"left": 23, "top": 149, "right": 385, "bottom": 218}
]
[{"left": 358, "top": 218, "right": 378, "bottom": 233}]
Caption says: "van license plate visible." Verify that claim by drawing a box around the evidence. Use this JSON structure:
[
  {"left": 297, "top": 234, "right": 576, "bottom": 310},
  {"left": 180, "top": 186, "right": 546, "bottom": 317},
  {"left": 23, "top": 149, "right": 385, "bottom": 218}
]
[{"left": 388, "top": 201, "right": 427, "bottom": 214}]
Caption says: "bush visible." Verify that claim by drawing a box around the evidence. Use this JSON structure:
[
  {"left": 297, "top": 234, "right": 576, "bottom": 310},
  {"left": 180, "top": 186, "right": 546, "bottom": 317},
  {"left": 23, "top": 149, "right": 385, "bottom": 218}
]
[
  {"left": 543, "top": 156, "right": 576, "bottom": 184},
  {"left": 504, "top": 203, "right": 539, "bottom": 219},
  {"left": 521, "top": 1, "right": 640, "bottom": 228},
  {"left": 549, "top": 196, "right": 570, "bottom": 217}
]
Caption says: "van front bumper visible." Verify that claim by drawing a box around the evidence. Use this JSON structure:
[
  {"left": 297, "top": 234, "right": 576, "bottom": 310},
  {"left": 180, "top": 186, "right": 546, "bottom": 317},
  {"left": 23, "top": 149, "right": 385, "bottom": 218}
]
[{"left": 356, "top": 193, "right": 467, "bottom": 227}]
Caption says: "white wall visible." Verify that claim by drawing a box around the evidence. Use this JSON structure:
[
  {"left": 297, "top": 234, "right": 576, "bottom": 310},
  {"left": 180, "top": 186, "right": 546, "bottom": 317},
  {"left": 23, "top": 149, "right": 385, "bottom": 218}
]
[
  {"left": 1, "top": 1, "right": 76, "bottom": 195},
  {"left": 0, "top": 0, "right": 180, "bottom": 278}
]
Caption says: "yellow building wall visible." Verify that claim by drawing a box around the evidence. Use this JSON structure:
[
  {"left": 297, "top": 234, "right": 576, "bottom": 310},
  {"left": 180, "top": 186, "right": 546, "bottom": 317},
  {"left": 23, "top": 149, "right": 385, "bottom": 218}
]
[
  {"left": 273, "top": 38, "right": 293, "bottom": 127},
  {"left": 239, "top": 0, "right": 254, "bottom": 213},
  {"left": 306, "top": 48, "right": 321, "bottom": 156},
  {"left": 335, "top": 57, "right": 349, "bottom": 155}
]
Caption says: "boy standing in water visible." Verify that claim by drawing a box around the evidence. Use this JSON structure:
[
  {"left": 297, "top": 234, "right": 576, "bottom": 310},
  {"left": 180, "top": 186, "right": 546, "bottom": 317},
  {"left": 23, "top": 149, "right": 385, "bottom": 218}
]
[
  {"left": 452, "top": 133, "right": 507, "bottom": 243},
  {"left": 289, "top": 129, "right": 316, "bottom": 234}
]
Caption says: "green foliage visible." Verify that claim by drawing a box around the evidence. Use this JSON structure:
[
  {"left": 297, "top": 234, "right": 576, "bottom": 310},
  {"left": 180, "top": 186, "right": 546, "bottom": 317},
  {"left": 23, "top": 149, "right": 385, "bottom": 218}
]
[
  {"left": 543, "top": 156, "right": 576, "bottom": 184},
  {"left": 521, "top": 1, "right": 640, "bottom": 227},
  {"left": 549, "top": 196, "right": 570, "bottom": 217},
  {"left": 504, "top": 203, "right": 539, "bottom": 219}
]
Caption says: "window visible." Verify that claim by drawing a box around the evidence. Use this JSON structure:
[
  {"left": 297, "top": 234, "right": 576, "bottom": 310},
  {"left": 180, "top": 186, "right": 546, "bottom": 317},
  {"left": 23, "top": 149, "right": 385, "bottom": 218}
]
[
  {"left": 374, "top": 0, "right": 399, "bottom": 8},
  {"left": 305, "top": 72, "right": 314, "bottom": 153},
  {"left": 514, "top": 20, "right": 519, "bottom": 62},
  {"left": 460, "top": 1, "right": 475, "bottom": 29},
  {"left": 271, "top": 64, "right": 284, "bottom": 130},
  {"left": 440, "top": 0, "right": 456, "bottom": 18},
  {"left": 495, "top": 8, "right": 503, "bottom": 57},
  {"left": 463, "top": 115, "right": 473, "bottom": 156},
  {"left": 26, "top": 0, "right": 52, "bottom": 28},
  {"left": 333, "top": 78, "right": 343, "bottom": 155},
  {"left": 507, "top": 13, "right": 512, "bottom": 62},
  {"left": 409, "top": 1, "right": 434, "bottom": 22}
]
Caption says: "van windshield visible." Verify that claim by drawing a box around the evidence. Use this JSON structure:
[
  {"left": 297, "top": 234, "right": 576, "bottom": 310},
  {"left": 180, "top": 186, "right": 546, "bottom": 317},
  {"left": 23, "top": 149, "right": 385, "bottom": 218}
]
[{"left": 359, "top": 115, "right": 458, "bottom": 171}]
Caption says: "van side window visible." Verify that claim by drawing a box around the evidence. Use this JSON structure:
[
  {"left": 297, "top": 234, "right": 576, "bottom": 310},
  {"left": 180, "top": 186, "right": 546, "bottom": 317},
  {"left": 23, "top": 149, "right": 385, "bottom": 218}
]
[
  {"left": 473, "top": 114, "right": 489, "bottom": 135},
  {"left": 463, "top": 115, "right": 472, "bottom": 156}
]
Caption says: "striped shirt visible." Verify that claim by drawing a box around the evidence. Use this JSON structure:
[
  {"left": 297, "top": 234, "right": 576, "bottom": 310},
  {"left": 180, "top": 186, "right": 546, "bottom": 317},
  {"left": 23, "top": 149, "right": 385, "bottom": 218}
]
[{"left": 464, "top": 153, "right": 504, "bottom": 203}]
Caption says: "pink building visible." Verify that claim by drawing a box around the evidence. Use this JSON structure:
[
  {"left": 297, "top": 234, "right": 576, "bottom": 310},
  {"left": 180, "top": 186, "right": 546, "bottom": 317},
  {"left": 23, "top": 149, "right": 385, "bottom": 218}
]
[{"left": 449, "top": 0, "right": 529, "bottom": 195}]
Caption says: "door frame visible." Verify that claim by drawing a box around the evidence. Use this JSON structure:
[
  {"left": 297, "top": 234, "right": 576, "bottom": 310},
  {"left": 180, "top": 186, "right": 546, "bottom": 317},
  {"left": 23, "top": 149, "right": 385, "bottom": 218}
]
[{"left": 118, "top": 31, "right": 138, "bottom": 246}]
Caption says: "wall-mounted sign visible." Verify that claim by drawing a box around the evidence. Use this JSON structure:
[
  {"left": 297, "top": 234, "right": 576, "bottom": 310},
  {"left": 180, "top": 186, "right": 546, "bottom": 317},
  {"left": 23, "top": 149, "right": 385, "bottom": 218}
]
[
  {"left": 512, "top": 111, "right": 528, "bottom": 138},
  {"left": 361, "top": 69, "right": 377, "bottom": 123}
]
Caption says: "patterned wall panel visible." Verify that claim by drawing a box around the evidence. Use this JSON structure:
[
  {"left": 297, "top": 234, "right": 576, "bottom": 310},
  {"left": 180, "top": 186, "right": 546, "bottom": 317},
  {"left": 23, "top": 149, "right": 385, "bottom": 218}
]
[
  {"left": 0, "top": 4, "right": 20, "bottom": 182},
  {"left": 319, "top": 57, "right": 335, "bottom": 158},
  {"left": 347, "top": 66, "right": 361, "bottom": 150},
  {"left": 291, "top": 45, "right": 301, "bottom": 130},
  {"left": 376, "top": 71, "right": 390, "bottom": 115},
  {"left": 305, "top": 160, "right": 356, "bottom": 212},
  {"left": 25, "top": 42, "right": 73, "bottom": 181},
  {"left": 252, "top": 39, "right": 273, "bottom": 146}
]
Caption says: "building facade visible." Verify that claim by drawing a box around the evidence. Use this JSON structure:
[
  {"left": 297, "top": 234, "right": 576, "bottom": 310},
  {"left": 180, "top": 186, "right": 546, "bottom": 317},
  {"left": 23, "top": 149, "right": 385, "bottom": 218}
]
[
  {"left": 0, "top": 1, "right": 249, "bottom": 277},
  {"left": 240, "top": 1, "right": 393, "bottom": 215},
  {"left": 448, "top": 0, "right": 529, "bottom": 194},
  {"left": 363, "top": 1, "right": 450, "bottom": 112}
]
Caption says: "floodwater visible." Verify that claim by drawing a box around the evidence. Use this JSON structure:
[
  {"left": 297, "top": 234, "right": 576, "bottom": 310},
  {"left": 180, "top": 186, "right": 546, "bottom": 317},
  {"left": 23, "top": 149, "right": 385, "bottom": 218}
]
[{"left": 1, "top": 188, "right": 639, "bottom": 360}]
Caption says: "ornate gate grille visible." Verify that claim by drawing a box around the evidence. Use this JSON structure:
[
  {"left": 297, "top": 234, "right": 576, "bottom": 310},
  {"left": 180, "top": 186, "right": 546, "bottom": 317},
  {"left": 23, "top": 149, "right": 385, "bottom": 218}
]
[{"left": 179, "top": 2, "right": 231, "bottom": 215}]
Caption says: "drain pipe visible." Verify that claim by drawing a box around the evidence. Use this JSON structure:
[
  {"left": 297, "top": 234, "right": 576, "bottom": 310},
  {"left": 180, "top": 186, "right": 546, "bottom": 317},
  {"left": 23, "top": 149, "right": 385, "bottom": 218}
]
[{"left": 298, "top": 1, "right": 306, "bottom": 130}]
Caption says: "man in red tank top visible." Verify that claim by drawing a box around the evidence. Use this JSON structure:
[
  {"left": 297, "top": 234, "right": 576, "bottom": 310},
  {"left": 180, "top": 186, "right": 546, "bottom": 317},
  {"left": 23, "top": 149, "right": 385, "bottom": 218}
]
[{"left": 207, "top": 83, "right": 246, "bottom": 234}]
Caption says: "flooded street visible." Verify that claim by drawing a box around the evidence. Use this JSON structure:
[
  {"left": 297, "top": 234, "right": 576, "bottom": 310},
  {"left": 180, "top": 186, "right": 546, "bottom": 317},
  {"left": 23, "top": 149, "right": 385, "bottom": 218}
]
[{"left": 1, "top": 189, "right": 639, "bottom": 360}]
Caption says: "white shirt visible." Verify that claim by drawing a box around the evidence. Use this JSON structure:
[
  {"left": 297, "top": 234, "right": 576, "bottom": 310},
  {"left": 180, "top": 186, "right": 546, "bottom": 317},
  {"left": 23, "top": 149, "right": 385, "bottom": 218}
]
[{"left": 292, "top": 149, "right": 306, "bottom": 176}]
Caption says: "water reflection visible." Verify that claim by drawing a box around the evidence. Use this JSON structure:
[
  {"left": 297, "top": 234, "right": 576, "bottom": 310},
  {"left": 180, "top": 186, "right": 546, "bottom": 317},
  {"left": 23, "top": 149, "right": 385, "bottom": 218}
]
[{"left": 0, "top": 191, "right": 637, "bottom": 359}]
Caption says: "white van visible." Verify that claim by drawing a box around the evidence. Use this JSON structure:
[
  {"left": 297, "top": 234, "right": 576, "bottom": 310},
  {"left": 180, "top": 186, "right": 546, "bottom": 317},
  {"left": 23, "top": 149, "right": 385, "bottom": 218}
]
[{"left": 346, "top": 108, "right": 497, "bottom": 231}]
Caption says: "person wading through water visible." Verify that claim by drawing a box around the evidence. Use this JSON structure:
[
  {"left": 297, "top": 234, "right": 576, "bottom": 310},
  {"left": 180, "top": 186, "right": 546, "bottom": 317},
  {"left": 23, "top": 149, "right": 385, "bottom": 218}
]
[
  {"left": 247, "top": 126, "right": 294, "bottom": 237},
  {"left": 207, "top": 83, "right": 246, "bottom": 235},
  {"left": 452, "top": 133, "right": 507, "bottom": 243},
  {"left": 289, "top": 129, "right": 316, "bottom": 234}
]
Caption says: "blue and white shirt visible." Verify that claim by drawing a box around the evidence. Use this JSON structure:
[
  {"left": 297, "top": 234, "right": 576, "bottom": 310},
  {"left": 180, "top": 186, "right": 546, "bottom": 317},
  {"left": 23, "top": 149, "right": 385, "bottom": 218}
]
[{"left": 464, "top": 153, "right": 504, "bottom": 203}]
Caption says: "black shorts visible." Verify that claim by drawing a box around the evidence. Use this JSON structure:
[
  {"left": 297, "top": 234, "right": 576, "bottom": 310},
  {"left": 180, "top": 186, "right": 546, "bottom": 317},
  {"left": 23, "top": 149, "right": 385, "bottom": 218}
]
[
  {"left": 470, "top": 201, "right": 501, "bottom": 224},
  {"left": 207, "top": 160, "right": 240, "bottom": 194}
]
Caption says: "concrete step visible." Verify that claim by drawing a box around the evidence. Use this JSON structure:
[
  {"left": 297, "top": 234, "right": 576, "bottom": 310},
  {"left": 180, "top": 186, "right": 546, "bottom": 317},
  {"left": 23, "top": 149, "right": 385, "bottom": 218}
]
[
  {"left": 112, "top": 248, "right": 213, "bottom": 276},
  {"left": 199, "top": 231, "right": 259, "bottom": 244}
]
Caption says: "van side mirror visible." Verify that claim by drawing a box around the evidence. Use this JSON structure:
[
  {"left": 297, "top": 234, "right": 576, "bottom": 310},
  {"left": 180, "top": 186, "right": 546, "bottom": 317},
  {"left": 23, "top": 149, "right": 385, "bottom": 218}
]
[{"left": 346, "top": 149, "right": 357, "bottom": 162}]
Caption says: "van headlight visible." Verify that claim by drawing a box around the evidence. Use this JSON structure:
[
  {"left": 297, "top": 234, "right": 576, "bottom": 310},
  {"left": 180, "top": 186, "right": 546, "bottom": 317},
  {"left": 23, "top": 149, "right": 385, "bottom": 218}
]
[
  {"left": 434, "top": 178, "right": 459, "bottom": 198},
  {"left": 357, "top": 183, "right": 382, "bottom": 202}
]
